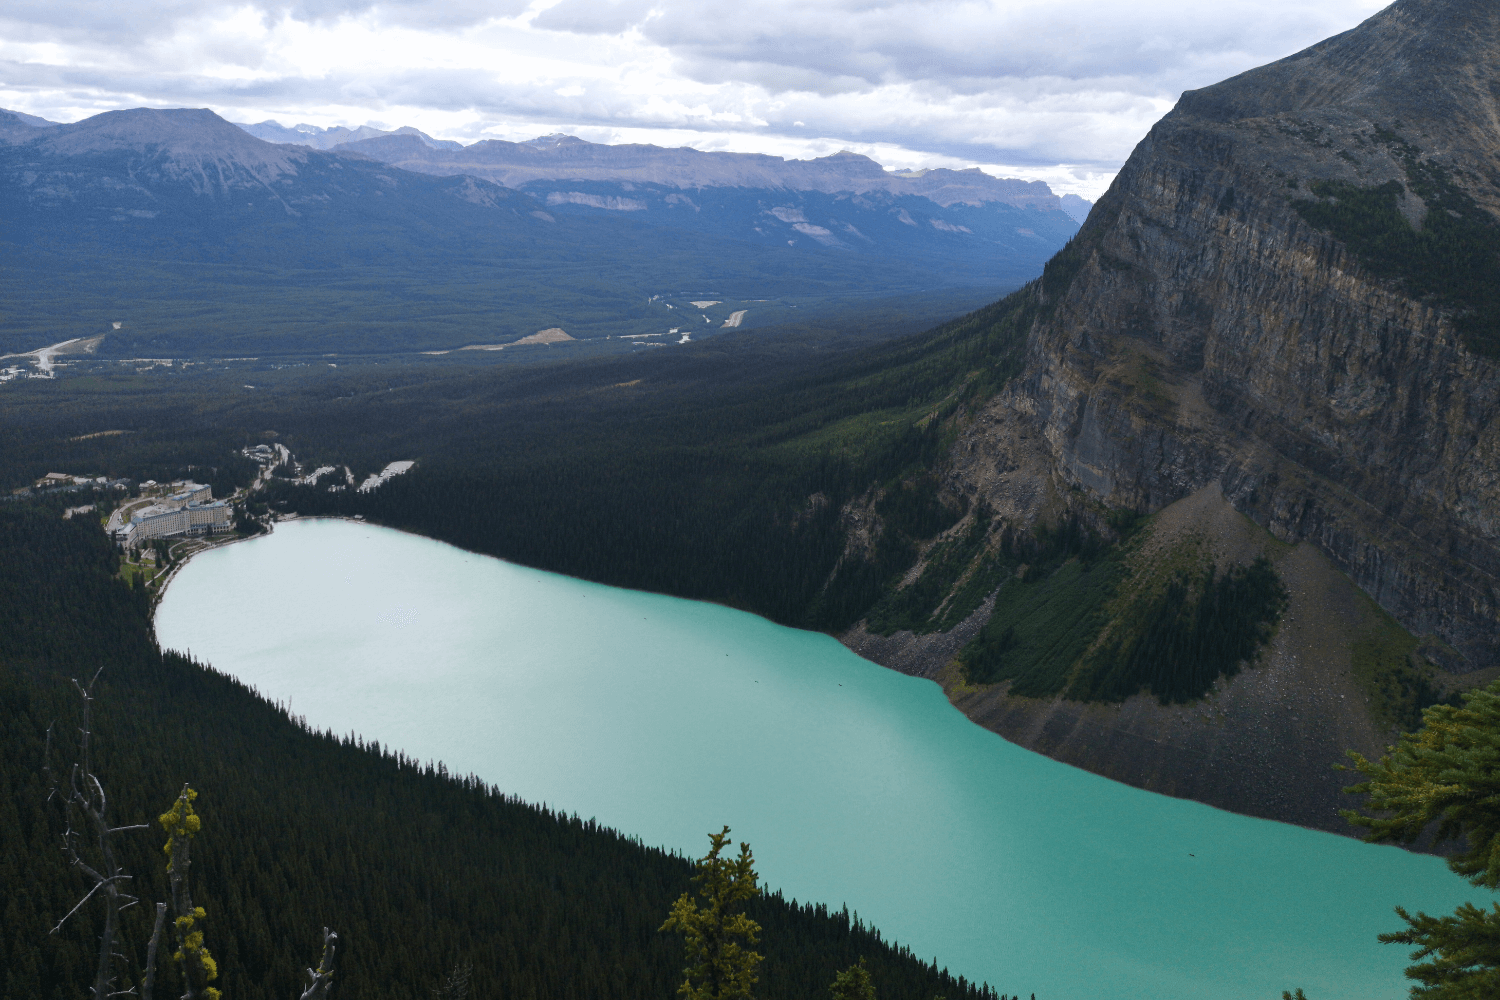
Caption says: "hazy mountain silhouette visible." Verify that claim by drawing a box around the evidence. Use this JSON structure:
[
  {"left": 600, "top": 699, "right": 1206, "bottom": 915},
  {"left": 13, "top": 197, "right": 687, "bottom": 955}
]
[
  {"left": 0, "top": 107, "right": 1075, "bottom": 356},
  {"left": 330, "top": 131, "right": 1063, "bottom": 210},
  {"left": 239, "top": 119, "right": 463, "bottom": 151},
  {"left": 1060, "top": 193, "right": 1092, "bottom": 224}
]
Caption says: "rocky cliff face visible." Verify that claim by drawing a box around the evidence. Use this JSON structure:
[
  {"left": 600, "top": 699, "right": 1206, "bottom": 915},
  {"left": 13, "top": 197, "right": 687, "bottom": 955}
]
[
  {"left": 848, "top": 0, "right": 1500, "bottom": 832},
  {"left": 981, "top": 0, "right": 1499, "bottom": 667}
]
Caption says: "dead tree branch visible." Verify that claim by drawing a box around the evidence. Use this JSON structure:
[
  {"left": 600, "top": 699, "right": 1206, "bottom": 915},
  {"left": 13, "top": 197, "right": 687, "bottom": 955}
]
[
  {"left": 47, "top": 671, "right": 336, "bottom": 1000},
  {"left": 141, "top": 902, "right": 168, "bottom": 1000},
  {"left": 45, "top": 666, "right": 142, "bottom": 1000},
  {"left": 299, "top": 928, "right": 340, "bottom": 1000},
  {"left": 433, "top": 960, "right": 472, "bottom": 1000}
]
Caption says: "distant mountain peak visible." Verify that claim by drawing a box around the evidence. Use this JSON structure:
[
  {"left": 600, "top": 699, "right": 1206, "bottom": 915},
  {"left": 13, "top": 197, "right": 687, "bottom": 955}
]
[
  {"left": 1177, "top": 0, "right": 1500, "bottom": 139},
  {"left": 524, "top": 134, "right": 589, "bottom": 148},
  {"left": 10, "top": 107, "right": 308, "bottom": 196},
  {"left": 0, "top": 107, "right": 58, "bottom": 129},
  {"left": 1168, "top": 0, "right": 1499, "bottom": 217},
  {"left": 237, "top": 119, "right": 461, "bottom": 151},
  {"left": 338, "top": 132, "right": 1064, "bottom": 211},
  {"left": 0, "top": 108, "right": 58, "bottom": 142},
  {"left": 1060, "top": 193, "right": 1093, "bottom": 225},
  {"left": 52, "top": 107, "right": 254, "bottom": 143}
]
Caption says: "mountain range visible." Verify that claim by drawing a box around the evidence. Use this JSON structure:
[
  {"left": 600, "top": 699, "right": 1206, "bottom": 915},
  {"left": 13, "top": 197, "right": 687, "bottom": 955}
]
[
  {"left": 325, "top": 131, "right": 1065, "bottom": 208},
  {"left": 238, "top": 119, "right": 463, "bottom": 150},
  {"left": 234, "top": 118, "right": 1083, "bottom": 216},
  {"left": 0, "top": 108, "right": 1083, "bottom": 357}
]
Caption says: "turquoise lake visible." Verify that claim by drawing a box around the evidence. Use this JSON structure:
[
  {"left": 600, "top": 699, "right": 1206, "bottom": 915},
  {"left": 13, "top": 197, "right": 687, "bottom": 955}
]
[{"left": 154, "top": 518, "right": 1483, "bottom": 999}]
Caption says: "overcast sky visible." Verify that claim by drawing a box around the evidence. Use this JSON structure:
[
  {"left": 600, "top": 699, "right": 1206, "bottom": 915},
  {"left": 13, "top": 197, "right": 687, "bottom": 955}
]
[{"left": 0, "top": 0, "right": 1388, "bottom": 197}]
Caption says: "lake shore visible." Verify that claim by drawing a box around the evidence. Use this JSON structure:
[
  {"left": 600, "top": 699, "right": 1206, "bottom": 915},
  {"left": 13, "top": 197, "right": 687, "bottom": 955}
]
[{"left": 154, "top": 516, "right": 1474, "bottom": 1000}]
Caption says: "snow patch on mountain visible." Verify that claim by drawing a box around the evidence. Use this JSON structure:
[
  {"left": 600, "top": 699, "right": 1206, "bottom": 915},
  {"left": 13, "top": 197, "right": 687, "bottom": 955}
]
[{"left": 545, "top": 191, "right": 647, "bottom": 211}]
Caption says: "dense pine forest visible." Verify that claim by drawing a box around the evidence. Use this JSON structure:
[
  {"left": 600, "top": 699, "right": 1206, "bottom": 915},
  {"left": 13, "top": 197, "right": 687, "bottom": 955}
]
[
  {"left": 260, "top": 278, "right": 1050, "bottom": 632},
  {"left": 1, "top": 290, "right": 1040, "bottom": 633},
  {"left": 2, "top": 260, "right": 1287, "bottom": 706},
  {"left": 0, "top": 500, "right": 1015, "bottom": 1000}
]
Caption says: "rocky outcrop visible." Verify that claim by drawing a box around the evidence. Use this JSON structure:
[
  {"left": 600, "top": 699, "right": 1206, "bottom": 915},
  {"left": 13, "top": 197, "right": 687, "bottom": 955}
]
[
  {"left": 850, "top": 0, "right": 1500, "bottom": 831},
  {"left": 851, "top": 484, "right": 1407, "bottom": 834},
  {"left": 968, "top": 0, "right": 1500, "bottom": 669}
]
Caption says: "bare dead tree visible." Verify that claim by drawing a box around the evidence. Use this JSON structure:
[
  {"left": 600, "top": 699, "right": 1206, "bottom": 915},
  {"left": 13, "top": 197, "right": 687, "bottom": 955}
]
[
  {"left": 299, "top": 927, "right": 340, "bottom": 1000},
  {"left": 47, "top": 669, "right": 340, "bottom": 1000},
  {"left": 141, "top": 903, "right": 168, "bottom": 1000},
  {"left": 433, "top": 960, "right": 472, "bottom": 1000},
  {"left": 45, "top": 666, "right": 165, "bottom": 1000}
]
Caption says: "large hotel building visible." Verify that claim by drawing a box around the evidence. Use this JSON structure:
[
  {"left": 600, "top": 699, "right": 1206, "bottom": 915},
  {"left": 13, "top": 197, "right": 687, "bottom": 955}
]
[{"left": 113, "top": 483, "right": 232, "bottom": 546}]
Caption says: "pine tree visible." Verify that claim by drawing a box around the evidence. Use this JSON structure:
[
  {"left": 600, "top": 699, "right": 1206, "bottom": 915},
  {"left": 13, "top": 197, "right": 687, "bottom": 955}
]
[
  {"left": 829, "top": 958, "right": 875, "bottom": 1000},
  {"left": 159, "top": 786, "right": 221, "bottom": 1000},
  {"left": 661, "top": 826, "right": 763, "bottom": 1000},
  {"left": 1341, "top": 680, "right": 1500, "bottom": 998}
]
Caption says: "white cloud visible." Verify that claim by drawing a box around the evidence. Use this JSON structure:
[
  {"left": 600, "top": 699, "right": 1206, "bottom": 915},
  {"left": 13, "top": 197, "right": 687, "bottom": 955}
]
[{"left": 0, "top": 0, "right": 1390, "bottom": 199}]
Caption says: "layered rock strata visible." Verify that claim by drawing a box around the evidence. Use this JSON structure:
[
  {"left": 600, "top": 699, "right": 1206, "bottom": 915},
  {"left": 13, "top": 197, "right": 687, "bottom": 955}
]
[
  {"left": 851, "top": 0, "right": 1500, "bottom": 831},
  {"left": 984, "top": 0, "right": 1499, "bottom": 667}
]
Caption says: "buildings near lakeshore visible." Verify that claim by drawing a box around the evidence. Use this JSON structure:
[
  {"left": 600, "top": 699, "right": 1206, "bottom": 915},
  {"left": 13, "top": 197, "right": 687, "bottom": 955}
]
[
  {"left": 13, "top": 472, "right": 130, "bottom": 499},
  {"left": 36, "top": 472, "right": 105, "bottom": 487},
  {"left": 112, "top": 482, "right": 232, "bottom": 546},
  {"left": 32, "top": 472, "right": 128, "bottom": 490}
]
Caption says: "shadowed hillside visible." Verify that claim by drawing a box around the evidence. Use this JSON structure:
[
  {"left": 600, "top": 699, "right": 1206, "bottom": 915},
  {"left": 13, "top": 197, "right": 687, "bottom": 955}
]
[{"left": 0, "top": 498, "right": 1011, "bottom": 1000}]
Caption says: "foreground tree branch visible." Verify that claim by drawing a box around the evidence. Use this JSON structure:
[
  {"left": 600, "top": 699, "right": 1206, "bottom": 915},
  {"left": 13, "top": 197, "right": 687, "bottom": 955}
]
[
  {"left": 159, "top": 786, "right": 221, "bottom": 1000},
  {"left": 1342, "top": 679, "right": 1500, "bottom": 998},
  {"left": 299, "top": 927, "right": 340, "bottom": 1000},
  {"left": 45, "top": 667, "right": 342, "bottom": 1000},
  {"left": 45, "top": 666, "right": 160, "bottom": 1000}
]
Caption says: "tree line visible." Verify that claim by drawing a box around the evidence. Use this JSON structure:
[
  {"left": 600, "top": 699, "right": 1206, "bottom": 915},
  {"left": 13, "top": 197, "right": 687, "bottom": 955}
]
[{"left": 0, "top": 500, "right": 1012, "bottom": 1000}]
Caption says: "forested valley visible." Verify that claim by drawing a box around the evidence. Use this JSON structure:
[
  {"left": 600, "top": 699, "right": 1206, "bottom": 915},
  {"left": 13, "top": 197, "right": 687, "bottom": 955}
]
[
  {"left": 2, "top": 288, "right": 1038, "bottom": 627},
  {"left": 3, "top": 250, "right": 1297, "bottom": 711},
  {"left": 4, "top": 158, "right": 1497, "bottom": 1000},
  {"left": 0, "top": 498, "right": 1016, "bottom": 1000}
]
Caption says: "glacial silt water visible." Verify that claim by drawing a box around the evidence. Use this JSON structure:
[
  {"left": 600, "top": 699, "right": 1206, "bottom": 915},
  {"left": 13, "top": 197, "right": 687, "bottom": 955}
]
[{"left": 156, "top": 519, "right": 1482, "bottom": 1000}]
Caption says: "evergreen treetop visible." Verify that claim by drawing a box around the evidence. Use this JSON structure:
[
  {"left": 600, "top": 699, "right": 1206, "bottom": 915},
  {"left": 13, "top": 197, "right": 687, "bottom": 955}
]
[
  {"left": 1342, "top": 680, "right": 1500, "bottom": 998},
  {"left": 661, "top": 826, "right": 764, "bottom": 1000}
]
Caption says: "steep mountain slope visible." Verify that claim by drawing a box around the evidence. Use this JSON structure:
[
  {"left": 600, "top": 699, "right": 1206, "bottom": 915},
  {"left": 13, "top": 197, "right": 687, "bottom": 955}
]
[{"left": 840, "top": 0, "right": 1500, "bottom": 831}]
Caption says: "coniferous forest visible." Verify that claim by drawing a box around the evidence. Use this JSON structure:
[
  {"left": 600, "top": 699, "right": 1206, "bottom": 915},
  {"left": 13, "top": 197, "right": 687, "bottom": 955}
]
[
  {"left": 0, "top": 273, "right": 1289, "bottom": 705},
  {"left": 0, "top": 502, "right": 1014, "bottom": 1000}
]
